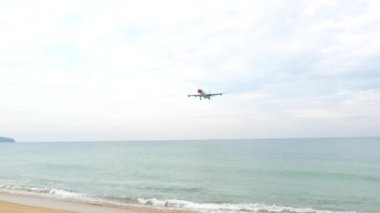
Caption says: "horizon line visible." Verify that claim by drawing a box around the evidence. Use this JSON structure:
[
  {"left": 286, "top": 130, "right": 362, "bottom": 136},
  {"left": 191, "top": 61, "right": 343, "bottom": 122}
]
[{"left": 14, "top": 136, "right": 380, "bottom": 143}]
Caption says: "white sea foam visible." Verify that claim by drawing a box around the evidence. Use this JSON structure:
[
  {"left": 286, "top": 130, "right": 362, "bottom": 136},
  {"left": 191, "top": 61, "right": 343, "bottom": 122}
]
[
  {"left": 0, "top": 184, "right": 135, "bottom": 208},
  {"left": 0, "top": 185, "right": 356, "bottom": 213},
  {"left": 137, "top": 198, "right": 357, "bottom": 213},
  {"left": 0, "top": 184, "right": 85, "bottom": 200}
]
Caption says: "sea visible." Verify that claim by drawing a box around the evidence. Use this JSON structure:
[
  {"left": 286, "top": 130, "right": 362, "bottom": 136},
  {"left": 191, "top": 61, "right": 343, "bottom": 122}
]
[{"left": 0, "top": 138, "right": 379, "bottom": 213}]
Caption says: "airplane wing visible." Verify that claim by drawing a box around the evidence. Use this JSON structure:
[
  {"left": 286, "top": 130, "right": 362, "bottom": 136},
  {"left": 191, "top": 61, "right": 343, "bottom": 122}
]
[
  {"left": 188, "top": 94, "right": 201, "bottom": 97},
  {"left": 208, "top": 92, "right": 224, "bottom": 96}
]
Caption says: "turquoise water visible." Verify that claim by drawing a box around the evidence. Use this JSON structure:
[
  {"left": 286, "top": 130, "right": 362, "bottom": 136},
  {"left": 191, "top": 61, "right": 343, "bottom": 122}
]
[{"left": 0, "top": 138, "right": 379, "bottom": 212}]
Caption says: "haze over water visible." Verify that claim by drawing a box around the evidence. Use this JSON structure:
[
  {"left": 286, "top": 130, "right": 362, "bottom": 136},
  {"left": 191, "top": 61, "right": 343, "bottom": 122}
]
[{"left": 1, "top": 138, "right": 379, "bottom": 213}]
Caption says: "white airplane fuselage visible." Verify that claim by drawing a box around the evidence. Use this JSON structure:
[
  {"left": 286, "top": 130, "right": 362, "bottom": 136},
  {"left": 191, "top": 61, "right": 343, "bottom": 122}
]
[{"left": 197, "top": 89, "right": 211, "bottom": 99}]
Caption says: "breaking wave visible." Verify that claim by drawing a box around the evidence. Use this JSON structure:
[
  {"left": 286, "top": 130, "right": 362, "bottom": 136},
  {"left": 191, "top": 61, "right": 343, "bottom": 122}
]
[
  {"left": 0, "top": 185, "right": 356, "bottom": 213},
  {"left": 137, "top": 197, "right": 356, "bottom": 213},
  {"left": 0, "top": 184, "right": 83, "bottom": 198}
]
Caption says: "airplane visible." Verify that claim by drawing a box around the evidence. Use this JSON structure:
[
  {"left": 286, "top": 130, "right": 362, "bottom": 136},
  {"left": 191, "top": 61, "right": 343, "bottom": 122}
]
[{"left": 188, "top": 88, "right": 225, "bottom": 100}]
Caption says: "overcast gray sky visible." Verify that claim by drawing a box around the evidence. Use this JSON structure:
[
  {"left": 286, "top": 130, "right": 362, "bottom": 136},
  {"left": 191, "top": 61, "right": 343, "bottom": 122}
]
[{"left": 1, "top": 0, "right": 379, "bottom": 142}]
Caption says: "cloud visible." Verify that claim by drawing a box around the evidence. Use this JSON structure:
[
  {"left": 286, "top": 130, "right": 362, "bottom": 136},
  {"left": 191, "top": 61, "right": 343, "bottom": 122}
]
[{"left": 0, "top": 0, "right": 379, "bottom": 141}]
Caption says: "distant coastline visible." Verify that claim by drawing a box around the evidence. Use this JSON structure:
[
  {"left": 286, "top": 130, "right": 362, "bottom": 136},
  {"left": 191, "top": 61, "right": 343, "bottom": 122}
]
[{"left": 0, "top": 136, "right": 15, "bottom": 143}]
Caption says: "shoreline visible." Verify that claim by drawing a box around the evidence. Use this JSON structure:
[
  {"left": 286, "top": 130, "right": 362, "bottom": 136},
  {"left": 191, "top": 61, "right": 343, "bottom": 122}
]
[{"left": 0, "top": 192, "right": 194, "bottom": 213}]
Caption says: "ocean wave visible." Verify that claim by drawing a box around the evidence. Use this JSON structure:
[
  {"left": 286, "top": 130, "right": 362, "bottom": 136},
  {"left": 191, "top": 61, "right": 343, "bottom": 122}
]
[
  {"left": 0, "top": 184, "right": 139, "bottom": 208},
  {"left": 137, "top": 198, "right": 357, "bottom": 213},
  {"left": 0, "top": 184, "right": 84, "bottom": 198},
  {"left": 0, "top": 184, "right": 356, "bottom": 213}
]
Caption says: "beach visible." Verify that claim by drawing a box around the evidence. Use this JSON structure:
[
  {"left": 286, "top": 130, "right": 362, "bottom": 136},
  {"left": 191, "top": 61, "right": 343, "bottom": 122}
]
[
  {"left": 0, "top": 201, "right": 72, "bottom": 213},
  {"left": 0, "top": 192, "right": 192, "bottom": 213}
]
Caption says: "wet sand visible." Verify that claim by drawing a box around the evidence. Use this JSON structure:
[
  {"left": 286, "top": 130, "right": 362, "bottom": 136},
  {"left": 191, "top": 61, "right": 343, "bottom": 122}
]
[{"left": 0, "top": 192, "right": 194, "bottom": 213}]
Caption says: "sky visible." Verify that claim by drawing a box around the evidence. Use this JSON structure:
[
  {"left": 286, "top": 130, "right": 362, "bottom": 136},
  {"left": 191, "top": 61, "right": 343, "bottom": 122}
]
[{"left": 0, "top": 0, "right": 379, "bottom": 142}]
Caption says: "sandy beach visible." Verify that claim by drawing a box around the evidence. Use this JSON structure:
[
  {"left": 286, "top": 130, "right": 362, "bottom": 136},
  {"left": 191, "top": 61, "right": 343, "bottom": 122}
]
[
  {"left": 0, "top": 192, "right": 193, "bottom": 213},
  {"left": 0, "top": 201, "right": 73, "bottom": 213}
]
